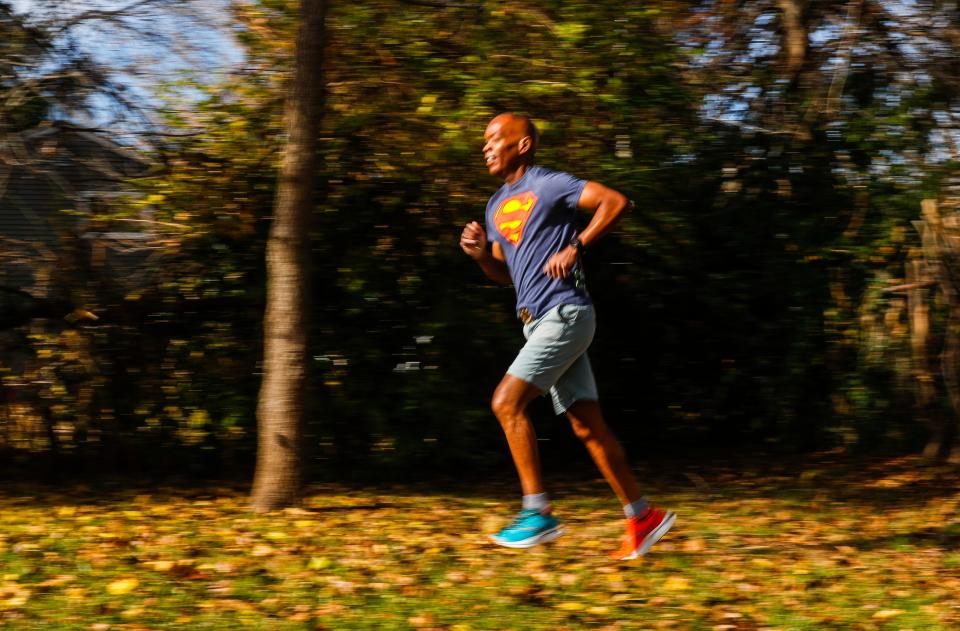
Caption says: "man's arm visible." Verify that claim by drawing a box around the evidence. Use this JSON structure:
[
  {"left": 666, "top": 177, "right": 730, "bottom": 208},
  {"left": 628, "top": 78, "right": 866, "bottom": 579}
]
[
  {"left": 461, "top": 221, "right": 512, "bottom": 285},
  {"left": 574, "top": 181, "right": 631, "bottom": 249},
  {"left": 542, "top": 181, "right": 631, "bottom": 279}
]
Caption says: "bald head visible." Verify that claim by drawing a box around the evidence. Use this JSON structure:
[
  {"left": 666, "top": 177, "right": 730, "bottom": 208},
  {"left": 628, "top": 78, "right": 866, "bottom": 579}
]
[
  {"left": 491, "top": 113, "right": 538, "bottom": 150},
  {"left": 483, "top": 113, "right": 538, "bottom": 180}
]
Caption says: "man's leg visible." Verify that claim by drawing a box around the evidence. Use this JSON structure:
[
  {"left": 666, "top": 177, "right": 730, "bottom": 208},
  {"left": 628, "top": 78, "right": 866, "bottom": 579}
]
[
  {"left": 565, "top": 399, "right": 642, "bottom": 505},
  {"left": 488, "top": 373, "right": 564, "bottom": 549},
  {"left": 562, "top": 396, "right": 675, "bottom": 559},
  {"left": 491, "top": 374, "right": 546, "bottom": 496},
  {"left": 548, "top": 351, "right": 642, "bottom": 507},
  {"left": 488, "top": 304, "right": 592, "bottom": 549}
]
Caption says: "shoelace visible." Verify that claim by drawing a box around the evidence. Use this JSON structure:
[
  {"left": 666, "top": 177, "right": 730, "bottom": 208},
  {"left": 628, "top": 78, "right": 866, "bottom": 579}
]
[{"left": 508, "top": 509, "right": 542, "bottom": 527}]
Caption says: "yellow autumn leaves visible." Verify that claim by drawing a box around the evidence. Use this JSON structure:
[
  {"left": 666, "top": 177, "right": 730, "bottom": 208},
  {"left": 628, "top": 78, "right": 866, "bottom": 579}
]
[
  {"left": 1, "top": 460, "right": 959, "bottom": 628},
  {"left": 106, "top": 578, "right": 139, "bottom": 596}
]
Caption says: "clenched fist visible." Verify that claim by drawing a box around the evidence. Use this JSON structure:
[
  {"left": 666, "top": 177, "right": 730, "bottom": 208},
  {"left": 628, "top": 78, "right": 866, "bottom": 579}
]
[{"left": 460, "top": 221, "right": 488, "bottom": 260}]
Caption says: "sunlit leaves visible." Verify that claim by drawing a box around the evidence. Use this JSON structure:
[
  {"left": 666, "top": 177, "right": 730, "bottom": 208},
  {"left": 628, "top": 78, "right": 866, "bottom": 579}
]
[
  {"left": 105, "top": 578, "right": 139, "bottom": 596},
  {"left": 3, "top": 457, "right": 959, "bottom": 627}
]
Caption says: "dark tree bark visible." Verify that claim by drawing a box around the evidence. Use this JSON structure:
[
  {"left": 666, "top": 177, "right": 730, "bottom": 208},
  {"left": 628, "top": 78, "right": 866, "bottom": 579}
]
[{"left": 250, "top": 0, "right": 326, "bottom": 512}]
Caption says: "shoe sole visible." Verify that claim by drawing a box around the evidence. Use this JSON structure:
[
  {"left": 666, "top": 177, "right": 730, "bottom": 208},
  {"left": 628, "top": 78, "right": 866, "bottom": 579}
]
[
  {"left": 490, "top": 525, "right": 564, "bottom": 549},
  {"left": 620, "top": 511, "right": 676, "bottom": 560}
]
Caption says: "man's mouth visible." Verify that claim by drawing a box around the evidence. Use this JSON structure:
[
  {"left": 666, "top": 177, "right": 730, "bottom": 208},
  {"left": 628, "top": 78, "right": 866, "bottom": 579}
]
[{"left": 485, "top": 154, "right": 496, "bottom": 165}]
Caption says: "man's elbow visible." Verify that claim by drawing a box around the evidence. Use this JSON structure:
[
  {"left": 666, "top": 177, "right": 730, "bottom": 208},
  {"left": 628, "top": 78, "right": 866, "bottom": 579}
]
[{"left": 610, "top": 193, "right": 631, "bottom": 219}]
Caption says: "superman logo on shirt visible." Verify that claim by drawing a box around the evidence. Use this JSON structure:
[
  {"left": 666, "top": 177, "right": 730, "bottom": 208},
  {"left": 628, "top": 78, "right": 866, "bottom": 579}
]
[{"left": 494, "top": 191, "right": 538, "bottom": 246}]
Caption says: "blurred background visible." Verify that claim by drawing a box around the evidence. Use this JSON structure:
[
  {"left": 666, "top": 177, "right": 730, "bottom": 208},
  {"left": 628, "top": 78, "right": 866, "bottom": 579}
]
[{"left": 2, "top": 0, "right": 960, "bottom": 480}]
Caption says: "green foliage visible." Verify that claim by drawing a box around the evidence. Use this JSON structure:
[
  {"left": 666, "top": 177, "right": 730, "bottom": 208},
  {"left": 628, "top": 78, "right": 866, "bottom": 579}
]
[
  {"left": 120, "top": 0, "right": 700, "bottom": 468},
  {"left": 5, "top": 0, "right": 960, "bottom": 469}
]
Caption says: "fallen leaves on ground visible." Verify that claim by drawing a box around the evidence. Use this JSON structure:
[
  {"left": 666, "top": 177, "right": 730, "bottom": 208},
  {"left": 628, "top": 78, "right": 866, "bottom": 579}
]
[{"left": 0, "top": 454, "right": 959, "bottom": 629}]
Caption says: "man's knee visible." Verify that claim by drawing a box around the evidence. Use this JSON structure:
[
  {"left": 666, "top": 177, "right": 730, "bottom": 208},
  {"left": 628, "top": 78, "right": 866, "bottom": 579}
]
[
  {"left": 491, "top": 387, "right": 523, "bottom": 420},
  {"left": 568, "top": 404, "right": 615, "bottom": 446},
  {"left": 570, "top": 417, "right": 594, "bottom": 442},
  {"left": 492, "top": 375, "right": 541, "bottom": 425}
]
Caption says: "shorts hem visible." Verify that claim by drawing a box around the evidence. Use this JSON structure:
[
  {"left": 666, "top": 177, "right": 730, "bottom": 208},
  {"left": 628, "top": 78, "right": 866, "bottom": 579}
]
[
  {"left": 505, "top": 369, "right": 549, "bottom": 394},
  {"left": 551, "top": 395, "right": 599, "bottom": 416}
]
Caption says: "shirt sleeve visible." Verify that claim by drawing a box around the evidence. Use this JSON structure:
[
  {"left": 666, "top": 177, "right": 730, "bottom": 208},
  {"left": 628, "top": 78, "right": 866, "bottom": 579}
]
[
  {"left": 485, "top": 202, "right": 502, "bottom": 247},
  {"left": 552, "top": 171, "right": 588, "bottom": 211}
]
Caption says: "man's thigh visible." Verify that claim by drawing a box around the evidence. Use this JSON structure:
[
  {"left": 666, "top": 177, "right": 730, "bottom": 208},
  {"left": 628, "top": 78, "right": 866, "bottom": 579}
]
[
  {"left": 506, "top": 304, "right": 595, "bottom": 394},
  {"left": 549, "top": 353, "right": 599, "bottom": 415}
]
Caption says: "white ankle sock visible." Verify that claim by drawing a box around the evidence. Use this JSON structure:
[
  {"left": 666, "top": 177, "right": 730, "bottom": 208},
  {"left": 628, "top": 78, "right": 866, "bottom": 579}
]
[
  {"left": 522, "top": 492, "right": 550, "bottom": 514},
  {"left": 624, "top": 498, "right": 649, "bottom": 518}
]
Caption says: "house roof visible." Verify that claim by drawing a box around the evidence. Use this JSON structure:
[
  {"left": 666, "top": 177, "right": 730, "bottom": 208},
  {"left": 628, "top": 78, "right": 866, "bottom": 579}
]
[{"left": 0, "top": 121, "right": 152, "bottom": 287}]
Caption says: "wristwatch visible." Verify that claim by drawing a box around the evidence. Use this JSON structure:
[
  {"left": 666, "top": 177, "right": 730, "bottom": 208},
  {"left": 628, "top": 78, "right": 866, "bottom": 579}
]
[{"left": 569, "top": 236, "right": 585, "bottom": 254}]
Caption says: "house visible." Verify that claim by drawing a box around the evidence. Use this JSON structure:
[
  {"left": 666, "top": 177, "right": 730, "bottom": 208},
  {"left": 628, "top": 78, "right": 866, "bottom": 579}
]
[{"left": 0, "top": 121, "right": 152, "bottom": 290}]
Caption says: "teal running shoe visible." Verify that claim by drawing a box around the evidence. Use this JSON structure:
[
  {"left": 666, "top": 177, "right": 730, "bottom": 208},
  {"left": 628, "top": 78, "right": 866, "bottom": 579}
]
[{"left": 490, "top": 509, "right": 563, "bottom": 548}]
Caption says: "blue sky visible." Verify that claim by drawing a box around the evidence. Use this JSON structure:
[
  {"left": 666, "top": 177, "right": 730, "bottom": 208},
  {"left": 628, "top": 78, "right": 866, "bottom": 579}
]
[{"left": 9, "top": 0, "right": 244, "bottom": 132}]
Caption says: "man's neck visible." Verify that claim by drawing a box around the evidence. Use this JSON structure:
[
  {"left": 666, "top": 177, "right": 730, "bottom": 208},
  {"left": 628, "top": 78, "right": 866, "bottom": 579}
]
[{"left": 503, "top": 163, "right": 533, "bottom": 185}]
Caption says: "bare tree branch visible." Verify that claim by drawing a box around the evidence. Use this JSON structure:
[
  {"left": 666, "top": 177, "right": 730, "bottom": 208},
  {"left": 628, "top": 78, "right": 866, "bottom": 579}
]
[
  {"left": 397, "top": 0, "right": 482, "bottom": 9},
  {"left": 704, "top": 116, "right": 805, "bottom": 137},
  {"left": 43, "top": 0, "right": 169, "bottom": 33},
  {"left": 102, "top": 217, "right": 192, "bottom": 230},
  {"left": 825, "top": 0, "right": 864, "bottom": 116}
]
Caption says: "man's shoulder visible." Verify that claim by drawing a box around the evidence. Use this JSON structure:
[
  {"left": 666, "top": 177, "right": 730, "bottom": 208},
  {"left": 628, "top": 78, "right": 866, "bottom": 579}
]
[
  {"left": 485, "top": 167, "right": 583, "bottom": 206},
  {"left": 530, "top": 166, "right": 587, "bottom": 189},
  {"left": 527, "top": 165, "right": 565, "bottom": 181}
]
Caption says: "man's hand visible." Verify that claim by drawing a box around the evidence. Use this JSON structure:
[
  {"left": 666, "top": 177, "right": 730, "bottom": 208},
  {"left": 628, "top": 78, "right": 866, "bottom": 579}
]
[
  {"left": 460, "top": 221, "right": 489, "bottom": 260},
  {"left": 462, "top": 222, "right": 512, "bottom": 285},
  {"left": 543, "top": 245, "right": 579, "bottom": 279}
]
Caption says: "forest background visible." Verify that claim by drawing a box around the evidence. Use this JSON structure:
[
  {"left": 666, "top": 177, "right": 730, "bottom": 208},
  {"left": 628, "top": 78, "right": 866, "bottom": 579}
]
[{"left": 4, "top": 0, "right": 960, "bottom": 481}]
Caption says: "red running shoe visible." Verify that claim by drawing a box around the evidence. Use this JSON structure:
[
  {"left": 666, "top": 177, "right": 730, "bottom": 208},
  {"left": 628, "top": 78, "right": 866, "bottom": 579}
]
[{"left": 612, "top": 507, "right": 676, "bottom": 560}]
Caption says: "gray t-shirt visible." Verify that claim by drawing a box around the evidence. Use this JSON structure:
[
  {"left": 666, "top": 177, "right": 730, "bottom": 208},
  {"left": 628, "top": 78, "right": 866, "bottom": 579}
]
[{"left": 485, "top": 165, "right": 592, "bottom": 319}]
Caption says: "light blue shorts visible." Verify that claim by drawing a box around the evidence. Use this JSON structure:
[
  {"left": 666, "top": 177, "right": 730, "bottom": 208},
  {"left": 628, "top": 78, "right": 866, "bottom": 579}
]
[{"left": 506, "top": 303, "right": 599, "bottom": 415}]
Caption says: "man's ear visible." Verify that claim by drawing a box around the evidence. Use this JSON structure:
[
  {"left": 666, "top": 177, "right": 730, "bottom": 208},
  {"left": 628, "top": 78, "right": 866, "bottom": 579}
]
[{"left": 518, "top": 135, "right": 532, "bottom": 155}]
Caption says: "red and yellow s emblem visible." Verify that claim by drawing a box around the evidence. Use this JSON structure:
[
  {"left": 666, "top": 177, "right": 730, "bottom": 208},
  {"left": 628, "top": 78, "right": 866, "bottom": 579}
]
[{"left": 494, "top": 191, "right": 538, "bottom": 246}]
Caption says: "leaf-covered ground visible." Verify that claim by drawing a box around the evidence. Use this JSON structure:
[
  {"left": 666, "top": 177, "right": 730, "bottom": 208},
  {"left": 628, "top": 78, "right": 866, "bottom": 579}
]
[{"left": 2, "top": 454, "right": 959, "bottom": 630}]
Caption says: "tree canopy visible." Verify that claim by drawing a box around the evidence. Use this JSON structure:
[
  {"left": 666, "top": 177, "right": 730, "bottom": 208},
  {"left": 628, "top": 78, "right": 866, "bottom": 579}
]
[{"left": 2, "top": 0, "right": 960, "bottom": 475}]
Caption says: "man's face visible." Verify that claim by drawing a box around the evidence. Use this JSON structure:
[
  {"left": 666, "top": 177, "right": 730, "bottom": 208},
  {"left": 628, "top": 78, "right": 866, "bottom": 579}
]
[{"left": 482, "top": 116, "right": 526, "bottom": 177}]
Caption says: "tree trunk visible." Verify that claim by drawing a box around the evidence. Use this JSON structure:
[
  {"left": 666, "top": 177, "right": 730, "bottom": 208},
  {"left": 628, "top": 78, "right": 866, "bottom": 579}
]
[
  {"left": 777, "top": 0, "right": 807, "bottom": 84},
  {"left": 939, "top": 311, "right": 960, "bottom": 462},
  {"left": 917, "top": 199, "right": 960, "bottom": 462},
  {"left": 908, "top": 257, "right": 941, "bottom": 458},
  {"left": 250, "top": 0, "right": 326, "bottom": 512}
]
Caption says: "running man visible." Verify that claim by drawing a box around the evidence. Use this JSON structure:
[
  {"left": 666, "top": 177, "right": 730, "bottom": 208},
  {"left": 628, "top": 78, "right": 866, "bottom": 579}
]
[{"left": 460, "top": 113, "right": 675, "bottom": 559}]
